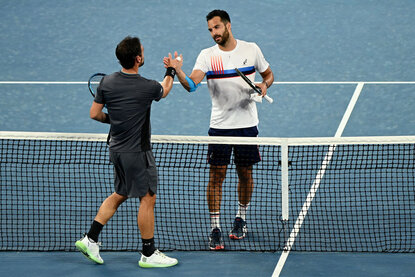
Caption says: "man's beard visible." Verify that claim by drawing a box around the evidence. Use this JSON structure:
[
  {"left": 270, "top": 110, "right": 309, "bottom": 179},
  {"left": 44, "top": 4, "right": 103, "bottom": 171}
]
[{"left": 214, "top": 27, "right": 230, "bottom": 46}]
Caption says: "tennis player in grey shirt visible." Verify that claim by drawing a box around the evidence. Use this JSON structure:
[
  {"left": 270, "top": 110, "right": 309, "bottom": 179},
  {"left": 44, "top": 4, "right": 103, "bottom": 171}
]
[{"left": 75, "top": 36, "right": 182, "bottom": 268}]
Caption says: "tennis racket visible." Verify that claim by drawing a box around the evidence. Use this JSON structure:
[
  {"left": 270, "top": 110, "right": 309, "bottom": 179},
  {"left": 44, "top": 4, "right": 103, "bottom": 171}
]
[
  {"left": 88, "top": 73, "right": 106, "bottom": 98},
  {"left": 234, "top": 68, "right": 273, "bottom": 103},
  {"left": 88, "top": 73, "right": 111, "bottom": 144}
]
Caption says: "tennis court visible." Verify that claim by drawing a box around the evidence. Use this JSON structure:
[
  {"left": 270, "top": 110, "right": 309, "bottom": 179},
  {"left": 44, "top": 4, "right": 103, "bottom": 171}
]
[{"left": 1, "top": 1, "right": 414, "bottom": 276}]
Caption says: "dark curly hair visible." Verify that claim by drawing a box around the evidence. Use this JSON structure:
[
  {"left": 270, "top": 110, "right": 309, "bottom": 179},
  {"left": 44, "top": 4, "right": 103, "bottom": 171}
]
[
  {"left": 115, "top": 36, "right": 142, "bottom": 69},
  {"left": 206, "top": 10, "right": 231, "bottom": 24}
]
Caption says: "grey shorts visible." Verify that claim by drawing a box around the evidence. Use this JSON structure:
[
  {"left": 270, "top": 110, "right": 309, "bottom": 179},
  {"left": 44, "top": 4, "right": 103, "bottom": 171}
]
[{"left": 109, "top": 150, "right": 158, "bottom": 198}]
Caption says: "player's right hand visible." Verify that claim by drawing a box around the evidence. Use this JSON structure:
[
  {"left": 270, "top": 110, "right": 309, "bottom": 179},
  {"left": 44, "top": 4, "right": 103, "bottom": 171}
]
[{"left": 163, "top": 52, "right": 183, "bottom": 70}]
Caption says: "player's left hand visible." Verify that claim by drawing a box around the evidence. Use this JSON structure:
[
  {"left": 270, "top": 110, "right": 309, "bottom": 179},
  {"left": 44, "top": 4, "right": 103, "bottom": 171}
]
[{"left": 255, "top": 82, "right": 268, "bottom": 97}]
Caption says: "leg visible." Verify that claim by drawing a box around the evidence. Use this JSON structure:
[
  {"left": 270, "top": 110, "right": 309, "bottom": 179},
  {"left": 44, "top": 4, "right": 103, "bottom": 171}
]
[
  {"left": 75, "top": 192, "right": 127, "bottom": 264},
  {"left": 206, "top": 129, "right": 233, "bottom": 250},
  {"left": 89, "top": 192, "right": 128, "bottom": 241},
  {"left": 137, "top": 190, "right": 156, "bottom": 239},
  {"left": 138, "top": 190, "right": 178, "bottom": 268},
  {"left": 207, "top": 165, "right": 227, "bottom": 250},
  {"left": 95, "top": 192, "right": 128, "bottom": 225},
  {"left": 207, "top": 165, "right": 227, "bottom": 215},
  {"left": 233, "top": 126, "right": 259, "bottom": 207},
  {"left": 229, "top": 165, "right": 253, "bottom": 240},
  {"left": 138, "top": 190, "right": 156, "bottom": 257},
  {"left": 236, "top": 165, "right": 254, "bottom": 206}
]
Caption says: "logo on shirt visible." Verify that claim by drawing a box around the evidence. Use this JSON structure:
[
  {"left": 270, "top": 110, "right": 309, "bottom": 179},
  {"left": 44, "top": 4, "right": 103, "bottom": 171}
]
[
  {"left": 243, "top": 59, "right": 247, "bottom": 65},
  {"left": 211, "top": 56, "right": 224, "bottom": 75}
]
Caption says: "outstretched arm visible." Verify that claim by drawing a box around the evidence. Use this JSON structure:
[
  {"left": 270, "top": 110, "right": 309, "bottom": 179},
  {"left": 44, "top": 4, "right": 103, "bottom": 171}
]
[
  {"left": 177, "top": 68, "right": 205, "bottom": 93},
  {"left": 160, "top": 52, "right": 183, "bottom": 98},
  {"left": 164, "top": 52, "right": 205, "bottom": 93}
]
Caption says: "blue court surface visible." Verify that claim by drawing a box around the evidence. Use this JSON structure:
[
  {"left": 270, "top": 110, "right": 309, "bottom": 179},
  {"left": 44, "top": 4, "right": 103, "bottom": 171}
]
[
  {"left": 0, "top": 1, "right": 414, "bottom": 276},
  {"left": 0, "top": 252, "right": 413, "bottom": 277}
]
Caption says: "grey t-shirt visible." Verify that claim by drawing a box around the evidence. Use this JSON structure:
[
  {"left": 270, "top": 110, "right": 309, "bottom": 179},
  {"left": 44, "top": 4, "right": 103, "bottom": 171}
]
[{"left": 94, "top": 71, "right": 163, "bottom": 152}]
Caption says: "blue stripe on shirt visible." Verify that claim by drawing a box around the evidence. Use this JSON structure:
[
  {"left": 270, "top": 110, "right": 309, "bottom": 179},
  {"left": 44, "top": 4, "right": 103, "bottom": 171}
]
[{"left": 206, "top": 66, "right": 255, "bottom": 80}]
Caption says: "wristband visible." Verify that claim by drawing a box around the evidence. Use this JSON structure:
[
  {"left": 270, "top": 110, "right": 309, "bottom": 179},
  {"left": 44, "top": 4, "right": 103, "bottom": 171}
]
[
  {"left": 164, "top": 67, "right": 176, "bottom": 78},
  {"left": 104, "top": 113, "right": 110, "bottom": 124},
  {"left": 262, "top": 80, "right": 269, "bottom": 88}
]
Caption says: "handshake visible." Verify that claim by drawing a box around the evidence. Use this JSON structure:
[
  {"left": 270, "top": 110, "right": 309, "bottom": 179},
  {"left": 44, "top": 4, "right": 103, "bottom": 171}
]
[
  {"left": 162, "top": 51, "right": 199, "bottom": 93},
  {"left": 163, "top": 51, "right": 183, "bottom": 72}
]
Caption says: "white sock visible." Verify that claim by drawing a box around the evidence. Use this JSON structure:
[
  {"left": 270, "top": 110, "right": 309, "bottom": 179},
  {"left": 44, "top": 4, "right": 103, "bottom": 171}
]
[
  {"left": 210, "top": 212, "right": 220, "bottom": 230},
  {"left": 236, "top": 202, "right": 249, "bottom": 221}
]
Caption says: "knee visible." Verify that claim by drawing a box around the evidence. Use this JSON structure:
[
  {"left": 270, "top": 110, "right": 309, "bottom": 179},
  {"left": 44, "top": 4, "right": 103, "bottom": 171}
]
[
  {"left": 140, "top": 192, "right": 156, "bottom": 207},
  {"left": 111, "top": 192, "right": 128, "bottom": 206},
  {"left": 210, "top": 166, "right": 227, "bottom": 184},
  {"left": 236, "top": 167, "right": 253, "bottom": 185},
  {"left": 239, "top": 172, "right": 251, "bottom": 184}
]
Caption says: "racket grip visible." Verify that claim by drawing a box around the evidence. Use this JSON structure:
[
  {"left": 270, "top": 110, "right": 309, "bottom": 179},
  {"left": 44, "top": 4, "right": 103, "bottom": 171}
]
[{"left": 264, "top": 94, "right": 274, "bottom": 103}]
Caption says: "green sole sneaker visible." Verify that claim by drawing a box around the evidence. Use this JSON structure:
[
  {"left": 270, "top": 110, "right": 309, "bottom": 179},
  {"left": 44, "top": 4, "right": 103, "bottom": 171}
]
[
  {"left": 138, "top": 260, "right": 178, "bottom": 268},
  {"left": 138, "top": 250, "right": 178, "bottom": 268},
  {"left": 75, "top": 240, "right": 104, "bottom": 264}
]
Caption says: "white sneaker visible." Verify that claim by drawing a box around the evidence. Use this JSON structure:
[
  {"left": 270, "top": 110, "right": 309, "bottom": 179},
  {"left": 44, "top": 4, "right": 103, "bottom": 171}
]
[
  {"left": 138, "top": 249, "right": 178, "bottom": 268},
  {"left": 75, "top": 234, "right": 104, "bottom": 264}
]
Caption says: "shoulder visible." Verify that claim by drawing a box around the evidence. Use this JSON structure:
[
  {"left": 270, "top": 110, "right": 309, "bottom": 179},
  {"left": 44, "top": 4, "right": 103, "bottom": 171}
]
[
  {"left": 138, "top": 75, "right": 154, "bottom": 83},
  {"left": 99, "top": 72, "right": 118, "bottom": 87},
  {"left": 138, "top": 76, "right": 161, "bottom": 88},
  {"left": 140, "top": 77, "right": 163, "bottom": 95},
  {"left": 101, "top": 71, "right": 118, "bottom": 80},
  {"left": 102, "top": 71, "right": 124, "bottom": 81},
  {"left": 199, "top": 45, "right": 219, "bottom": 57},
  {"left": 138, "top": 77, "right": 163, "bottom": 99},
  {"left": 237, "top": 39, "right": 260, "bottom": 50}
]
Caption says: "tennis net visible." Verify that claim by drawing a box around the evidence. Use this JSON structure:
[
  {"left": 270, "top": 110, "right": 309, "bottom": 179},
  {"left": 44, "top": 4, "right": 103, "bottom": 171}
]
[{"left": 0, "top": 132, "right": 414, "bottom": 252}]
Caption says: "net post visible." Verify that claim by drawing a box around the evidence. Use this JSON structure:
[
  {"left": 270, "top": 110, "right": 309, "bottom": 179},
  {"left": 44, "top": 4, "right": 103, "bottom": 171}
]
[{"left": 281, "top": 140, "right": 289, "bottom": 221}]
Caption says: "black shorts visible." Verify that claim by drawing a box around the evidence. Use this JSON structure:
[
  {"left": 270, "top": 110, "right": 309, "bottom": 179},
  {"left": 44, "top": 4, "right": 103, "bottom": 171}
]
[
  {"left": 109, "top": 150, "right": 158, "bottom": 198},
  {"left": 207, "top": 126, "right": 261, "bottom": 166}
]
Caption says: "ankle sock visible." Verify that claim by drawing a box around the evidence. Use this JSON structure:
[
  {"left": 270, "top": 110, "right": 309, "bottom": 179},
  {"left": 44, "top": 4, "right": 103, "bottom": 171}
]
[
  {"left": 87, "top": 220, "right": 103, "bottom": 242},
  {"left": 142, "top": 237, "right": 156, "bottom": 257}
]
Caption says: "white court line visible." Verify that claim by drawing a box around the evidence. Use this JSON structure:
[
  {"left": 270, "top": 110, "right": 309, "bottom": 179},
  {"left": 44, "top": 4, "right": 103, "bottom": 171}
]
[
  {"left": 0, "top": 81, "right": 87, "bottom": 84},
  {"left": 0, "top": 81, "right": 415, "bottom": 85},
  {"left": 275, "top": 81, "right": 415, "bottom": 85},
  {"left": 272, "top": 82, "right": 365, "bottom": 277}
]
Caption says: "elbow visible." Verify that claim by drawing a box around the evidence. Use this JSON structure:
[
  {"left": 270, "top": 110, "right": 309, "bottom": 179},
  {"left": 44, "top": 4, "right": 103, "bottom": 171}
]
[
  {"left": 269, "top": 69, "right": 275, "bottom": 83},
  {"left": 185, "top": 76, "right": 199, "bottom": 93},
  {"left": 90, "top": 110, "right": 99, "bottom": 120},
  {"left": 161, "top": 87, "right": 171, "bottom": 98}
]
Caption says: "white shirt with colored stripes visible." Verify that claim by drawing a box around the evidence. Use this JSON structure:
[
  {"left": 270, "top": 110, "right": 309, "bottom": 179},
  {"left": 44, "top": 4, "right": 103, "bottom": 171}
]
[{"left": 193, "top": 39, "right": 269, "bottom": 129}]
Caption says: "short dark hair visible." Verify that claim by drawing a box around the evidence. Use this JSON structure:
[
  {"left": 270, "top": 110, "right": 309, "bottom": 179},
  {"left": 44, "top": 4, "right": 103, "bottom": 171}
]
[
  {"left": 115, "top": 36, "right": 142, "bottom": 69},
  {"left": 206, "top": 10, "right": 231, "bottom": 24}
]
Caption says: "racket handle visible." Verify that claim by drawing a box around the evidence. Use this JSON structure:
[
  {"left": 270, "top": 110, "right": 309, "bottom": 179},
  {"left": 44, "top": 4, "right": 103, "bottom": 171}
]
[
  {"left": 264, "top": 94, "right": 273, "bottom": 103},
  {"left": 256, "top": 87, "right": 273, "bottom": 104}
]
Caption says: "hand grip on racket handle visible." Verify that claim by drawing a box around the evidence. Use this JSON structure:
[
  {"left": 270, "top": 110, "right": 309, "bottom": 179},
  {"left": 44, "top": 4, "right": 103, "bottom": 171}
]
[
  {"left": 234, "top": 68, "right": 273, "bottom": 104},
  {"left": 256, "top": 87, "right": 274, "bottom": 103}
]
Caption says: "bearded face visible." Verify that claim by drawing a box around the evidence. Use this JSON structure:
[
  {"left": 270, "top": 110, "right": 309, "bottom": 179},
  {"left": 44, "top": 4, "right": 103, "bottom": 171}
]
[
  {"left": 213, "top": 25, "right": 230, "bottom": 46},
  {"left": 208, "top": 16, "right": 231, "bottom": 47}
]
